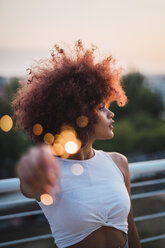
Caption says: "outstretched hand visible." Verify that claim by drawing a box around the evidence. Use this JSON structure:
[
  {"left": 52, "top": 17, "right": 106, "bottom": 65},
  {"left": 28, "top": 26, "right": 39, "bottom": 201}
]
[{"left": 17, "top": 144, "right": 60, "bottom": 201}]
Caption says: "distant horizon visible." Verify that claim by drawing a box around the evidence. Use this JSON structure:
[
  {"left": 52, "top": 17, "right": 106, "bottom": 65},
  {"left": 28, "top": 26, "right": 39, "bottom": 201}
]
[
  {"left": 1, "top": 0, "right": 165, "bottom": 77},
  {"left": 0, "top": 48, "right": 165, "bottom": 78},
  {"left": 0, "top": 71, "right": 165, "bottom": 79}
]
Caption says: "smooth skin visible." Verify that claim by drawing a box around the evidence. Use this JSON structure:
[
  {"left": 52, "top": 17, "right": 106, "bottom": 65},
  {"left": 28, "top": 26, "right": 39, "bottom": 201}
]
[{"left": 17, "top": 103, "right": 141, "bottom": 248}]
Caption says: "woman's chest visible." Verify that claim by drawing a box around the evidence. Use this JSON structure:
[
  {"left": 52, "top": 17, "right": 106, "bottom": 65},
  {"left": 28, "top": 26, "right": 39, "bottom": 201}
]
[{"left": 56, "top": 177, "right": 130, "bottom": 227}]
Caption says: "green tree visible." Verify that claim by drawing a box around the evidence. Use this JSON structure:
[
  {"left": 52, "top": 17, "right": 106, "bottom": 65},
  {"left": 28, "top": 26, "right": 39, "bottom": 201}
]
[
  {"left": 94, "top": 72, "right": 165, "bottom": 158},
  {"left": 110, "top": 72, "right": 164, "bottom": 120},
  {"left": 0, "top": 78, "right": 32, "bottom": 179}
]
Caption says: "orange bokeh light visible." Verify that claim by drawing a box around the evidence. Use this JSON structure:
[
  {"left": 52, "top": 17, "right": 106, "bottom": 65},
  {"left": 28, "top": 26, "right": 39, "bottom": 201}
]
[
  {"left": 64, "top": 141, "right": 79, "bottom": 154},
  {"left": 33, "top": 123, "right": 43, "bottom": 135},
  {"left": 40, "top": 194, "right": 53, "bottom": 205},
  {"left": 51, "top": 142, "right": 65, "bottom": 156},
  {"left": 44, "top": 133, "right": 54, "bottom": 145},
  {"left": 0, "top": 115, "right": 13, "bottom": 132},
  {"left": 76, "top": 115, "right": 88, "bottom": 128},
  {"left": 52, "top": 125, "right": 82, "bottom": 157}
]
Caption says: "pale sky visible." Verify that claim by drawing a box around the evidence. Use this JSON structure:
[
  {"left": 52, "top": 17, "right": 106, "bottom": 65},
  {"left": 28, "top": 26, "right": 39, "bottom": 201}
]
[{"left": 0, "top": 0, "right": 165, "bottom": 77}]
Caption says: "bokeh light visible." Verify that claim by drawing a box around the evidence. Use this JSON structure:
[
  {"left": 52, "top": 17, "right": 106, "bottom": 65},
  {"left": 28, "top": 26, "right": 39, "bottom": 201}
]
[
  {"left": 33, "top": 123, "right": 43, "bottom": 135},
  {"left": 71, "top": 163, "right": 84, "bottom": 176},
  {"left": 40, "top": 194, "right": 53, "bottom": 205},
  {"left": 76, "top": 115, "right": 88, "bottom": 128},
  {"left": 52, "top": 125, "right": 82, "bottom": 158},
  {"left": 59, "top": 126, "right": 77, "bottom": 143},
  {"left": 65, "top": 141, "right": 79, "bottom": 154},
  {"left": 0, "top": 115, "right": 13, "bottom": 132},
  {"left": 44, "top": 133, "right": 54, "bottom": 145},
  {"left": 51, "top": 142, "right": 65, "bottom": 156}
]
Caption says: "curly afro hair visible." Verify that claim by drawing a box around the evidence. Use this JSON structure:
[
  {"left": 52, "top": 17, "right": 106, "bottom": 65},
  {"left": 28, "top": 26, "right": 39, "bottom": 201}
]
[{"left": 12, "top": 40, "right": 127, "bottom": 146}]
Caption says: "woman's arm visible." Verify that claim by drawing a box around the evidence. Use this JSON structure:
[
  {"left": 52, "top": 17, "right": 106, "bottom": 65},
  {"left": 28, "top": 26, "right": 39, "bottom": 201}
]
[
  {"left": 108, "top": 152, "right": 141, "bottom": 248},
  {"left": 122, "top": 155, "right": 141, "bottom": 248}
]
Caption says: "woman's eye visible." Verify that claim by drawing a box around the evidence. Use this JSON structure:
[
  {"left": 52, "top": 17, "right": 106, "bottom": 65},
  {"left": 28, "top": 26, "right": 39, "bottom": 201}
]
[{"left": 99, "top": 106, "right": 105, "bottom": 110}]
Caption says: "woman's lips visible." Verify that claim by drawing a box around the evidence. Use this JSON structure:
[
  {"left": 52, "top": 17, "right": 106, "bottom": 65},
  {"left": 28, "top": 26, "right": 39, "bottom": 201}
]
[
  {"left": 109, "top": 124, "right": 114, "bottom": 129},
  {"left": 109, "top": 120, "right": 114, "bottom": 129}
]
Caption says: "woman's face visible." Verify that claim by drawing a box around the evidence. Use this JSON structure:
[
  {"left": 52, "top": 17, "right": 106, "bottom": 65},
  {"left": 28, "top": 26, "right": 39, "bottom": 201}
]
[{"left": 93, "top": 102, "right": 115, "bottom": 140}]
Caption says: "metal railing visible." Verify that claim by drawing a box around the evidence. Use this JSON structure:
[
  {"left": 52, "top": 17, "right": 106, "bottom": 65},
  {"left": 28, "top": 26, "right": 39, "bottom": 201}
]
[{"left": 0, "top": 159, "right": 165, "bottom": 247}]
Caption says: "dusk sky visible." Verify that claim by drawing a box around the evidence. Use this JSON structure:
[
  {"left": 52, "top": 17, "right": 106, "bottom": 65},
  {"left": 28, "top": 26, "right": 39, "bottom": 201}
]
[{"left": 0, "top": 0, "right": 165, "bottom": 77}]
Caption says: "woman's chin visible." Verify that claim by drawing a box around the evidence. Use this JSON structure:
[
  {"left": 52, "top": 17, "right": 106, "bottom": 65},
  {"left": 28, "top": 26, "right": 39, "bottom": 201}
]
[
  {"left": 108, "top": 130, "right": 114, "bottom": 139},
  {"left": 102, "top": 132, "right": 114, "bottom": 140}
]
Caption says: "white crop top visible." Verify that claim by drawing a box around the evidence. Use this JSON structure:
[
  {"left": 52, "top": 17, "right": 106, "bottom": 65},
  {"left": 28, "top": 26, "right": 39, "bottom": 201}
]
[{"left": 37, "top": 149, "right": 131, "bottom": 248}]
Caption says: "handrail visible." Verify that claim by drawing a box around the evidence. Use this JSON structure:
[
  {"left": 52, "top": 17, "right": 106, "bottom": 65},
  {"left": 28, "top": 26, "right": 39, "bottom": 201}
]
[
  {"left": 0, "top": 234, "right": 53, "bottom": 247},
  {"left": 131, "top": 178, "right": 165, "bottom": 188},
  {"left": 0, "top": 189, "right": 164, "bottom": 209},
  {"left": 2, "top": 233, "right": 165, "bottom": 247},
  {"left": 0, "top": 159, "right": 164, "bottom": 193},
  {"left": 134, "top": 212, "right": 165, "bottom": 222},
  {"left": 0, "top": 210, "right": 43, "bottom": 220},
  {"left": 140, "top": 234, "right": 165, "bottom": 243},
  {"left": 0, "top": 233, "right": 165, "bottom": 247},
  {"left": 131, "top": 189, "right": 165, "bottom": 199}
]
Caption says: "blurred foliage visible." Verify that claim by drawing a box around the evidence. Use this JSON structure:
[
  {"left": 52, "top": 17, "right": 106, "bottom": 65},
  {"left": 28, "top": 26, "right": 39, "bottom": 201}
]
[
  {"left": 94, "top": 112, "right": 165, "bottom": 155},
  {"left": 109, "top": 72, "right": 164, "bottom": 119},
  {"left": 0, "top": 78, "right": 32, "bottom": 179},
  {"left": 0, "top": 73, "right": 165, "bottom": 178},
  {"left": 94, "top": 72, "right": 165, "bottom": 158}
]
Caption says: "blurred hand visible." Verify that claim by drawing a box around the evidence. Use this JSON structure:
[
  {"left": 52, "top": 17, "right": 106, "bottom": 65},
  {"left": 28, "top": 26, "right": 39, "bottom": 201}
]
[{"left": 17, "top": 144, "right": 60, "bottom": 200}]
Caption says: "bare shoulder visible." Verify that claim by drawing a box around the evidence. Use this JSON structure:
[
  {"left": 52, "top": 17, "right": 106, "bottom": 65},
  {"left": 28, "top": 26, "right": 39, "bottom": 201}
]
[
  {"left": 107, "top": 152, "right": 128, "bottom": 174},
  {"left": 107, "top": 152, "right": 128, "bottom": 166},
  {"left": 106, "top": 152, "right": 130, "bottom": 190}
]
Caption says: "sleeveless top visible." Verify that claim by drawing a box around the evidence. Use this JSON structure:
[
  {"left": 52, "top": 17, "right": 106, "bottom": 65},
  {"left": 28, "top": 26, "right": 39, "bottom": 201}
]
[{"left": 37, "top": 149, "right": 131, "bottom": 248}]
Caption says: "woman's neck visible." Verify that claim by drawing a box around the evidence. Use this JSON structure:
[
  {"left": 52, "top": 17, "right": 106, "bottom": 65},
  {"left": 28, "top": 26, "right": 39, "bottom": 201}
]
[{"left": 67, "top": 144, "right": 94, "bottom": 160}]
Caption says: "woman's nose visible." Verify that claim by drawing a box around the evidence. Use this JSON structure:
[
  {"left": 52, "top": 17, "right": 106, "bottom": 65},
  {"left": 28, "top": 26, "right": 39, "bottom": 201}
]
[{"left": 107, "top": 110, "right": 115, "bottom": 119}]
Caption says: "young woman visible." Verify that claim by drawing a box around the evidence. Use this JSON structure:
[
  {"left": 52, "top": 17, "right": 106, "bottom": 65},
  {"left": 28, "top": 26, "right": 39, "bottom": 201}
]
[{"left": 12, "top": 40, "right": 141, "bottom": 248}]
